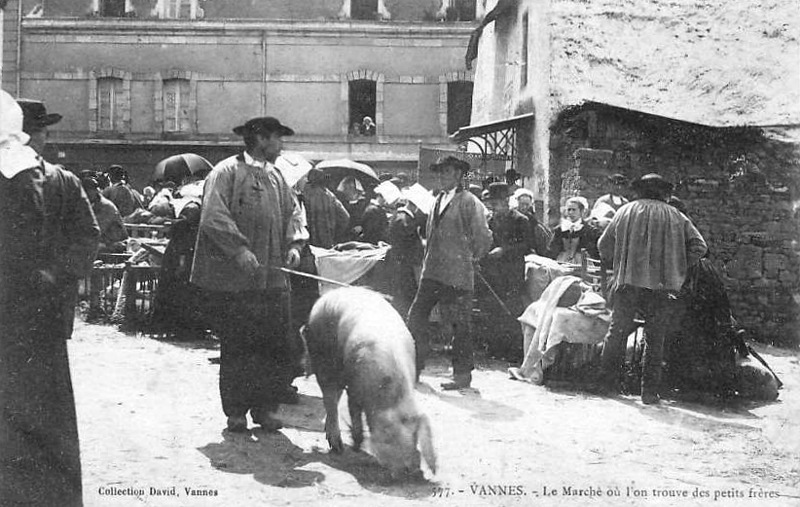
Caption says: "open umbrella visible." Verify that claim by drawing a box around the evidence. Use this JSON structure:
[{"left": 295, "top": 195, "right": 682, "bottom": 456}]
[
  {"left": 315, "top": 159, "right": 379, "bottom": 190},
  {"left": 274, "top": 151, "right": 313, "bottom": 188},
  {"left": 153, "top": 153, "right": 213, "bottom": 185}
]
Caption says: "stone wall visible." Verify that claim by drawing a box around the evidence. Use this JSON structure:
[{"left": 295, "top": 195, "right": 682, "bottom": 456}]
[{"left": 551, "top": 103, "right": 800, "bottom": 346}]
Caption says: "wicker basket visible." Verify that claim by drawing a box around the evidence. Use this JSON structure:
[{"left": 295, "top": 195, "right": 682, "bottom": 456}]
[
  {"left": 84, "top": 263, "right": 160, "bottom": 326},
  {"left": 124, "top": 223, "right": 171, "bottom": 239}
]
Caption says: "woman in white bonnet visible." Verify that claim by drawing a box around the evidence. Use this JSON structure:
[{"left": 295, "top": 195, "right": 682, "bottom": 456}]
[
  {"left": 0, "top": 89, "right": 40, "bottom": 178},
  {"left": 546, "top": 195, "right": 600, "bottom": 265}
]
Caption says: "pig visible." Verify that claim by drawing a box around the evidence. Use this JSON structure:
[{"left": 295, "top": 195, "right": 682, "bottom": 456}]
[{"left": 302, "top": 287, "right": 437, "bottom": 477}]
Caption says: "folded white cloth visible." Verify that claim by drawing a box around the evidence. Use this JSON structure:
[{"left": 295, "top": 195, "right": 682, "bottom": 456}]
[{"left": 310, "top": 245, "right": 389, "bottom": 293}]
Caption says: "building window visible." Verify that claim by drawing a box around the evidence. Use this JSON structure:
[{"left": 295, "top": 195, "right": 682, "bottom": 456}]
[
  {"left": 100, "top": 0, "right": 126, "bottom": 17},
  {"left": 349, "top": 79, "right": 377, "bottom": 136},
  {"left": 157, "top": 0, "right": 197, "bottom": 19},
  {"left": 351, "top": 0, "right": 378, "bottom": 20},
  {"left": 447, "top": 81, "right": 473, "bottom": 134},
  {"left": 521, "top": 11, "right": 529, "bottom": 88},
  {"left": 454, "top": 0, "right": 476, "bottom": 21},
  {"left": 442, "top": 0, "right": 476, "bottom": 21},
  {"left": 97, "top": 77, "right": 124, "bottom": 132},
  {"left": 163, "top": 79, "right": 191, "bottom": 133}
]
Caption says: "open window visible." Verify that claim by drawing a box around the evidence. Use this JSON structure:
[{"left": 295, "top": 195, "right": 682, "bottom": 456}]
[
  {"left": 349, "top": 79, "right": 377, "bottom": 137},
  {"left": 447, "top": 81, "right": 473, "bottom": 135},
  {"left": 97, "top": 77, "right": 124, "bottom": 132}
]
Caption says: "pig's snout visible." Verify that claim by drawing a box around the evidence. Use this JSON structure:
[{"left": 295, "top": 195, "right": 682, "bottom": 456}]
[{"left": 370, "top": 411, "right": 437, "bottom": 477}]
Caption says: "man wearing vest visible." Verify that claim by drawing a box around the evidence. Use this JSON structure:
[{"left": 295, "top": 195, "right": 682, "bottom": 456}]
[{"left": 407, "top": 156, "right": 492, "bottom": 390}]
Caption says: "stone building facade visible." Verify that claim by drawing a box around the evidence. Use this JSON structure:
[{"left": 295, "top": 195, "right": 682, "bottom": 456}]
[
  {"left": 462, "top": 0, "right": 800, "bottom": 344},
  {"left": 1, "top": 0, "right": 482, "bottom": 187},
  {"left": 555, "top": 104, "right": 800, "bottom": 345}
]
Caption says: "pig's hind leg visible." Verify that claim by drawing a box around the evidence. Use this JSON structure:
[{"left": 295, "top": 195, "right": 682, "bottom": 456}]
[{"left": 347, "top": 394, "right": 364, "bottom": 451}]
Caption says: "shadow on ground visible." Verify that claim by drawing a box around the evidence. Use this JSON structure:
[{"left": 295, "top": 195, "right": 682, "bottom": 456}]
[{"left": 198, "top": 432, "right": 434, "bottom": 499}]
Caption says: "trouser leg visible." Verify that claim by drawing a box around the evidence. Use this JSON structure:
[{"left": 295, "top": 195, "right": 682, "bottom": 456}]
[
  {"left": 445, "top": 288, "right": 475, "bottom": 377},
  {"left": 407, "top": 278, "right": 442, "bottom": 376},
  {"left": 599, "top": 287, "right": 641, "bottom": 387},
  {"left": 641, "top": 292, "right": 676, "bottom": 396},
  {"left": 213, "top": 291, "right": 281, "bottom": 417}
]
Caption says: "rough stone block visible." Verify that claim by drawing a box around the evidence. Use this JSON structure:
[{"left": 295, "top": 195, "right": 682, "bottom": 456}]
[
  {"left": 729, "top": 244, "right": 763, "bottom": 279},
  {"left": 779, "top": 270, "right": 798, "bottom": 285},
  {"left": 763, "top": 253, "right": 787, "bottom": 277}
]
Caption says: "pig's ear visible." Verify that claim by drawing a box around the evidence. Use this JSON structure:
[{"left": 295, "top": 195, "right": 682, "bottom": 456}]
[{"left": 416, "top": 414, "right": 437, "bottom": 475}]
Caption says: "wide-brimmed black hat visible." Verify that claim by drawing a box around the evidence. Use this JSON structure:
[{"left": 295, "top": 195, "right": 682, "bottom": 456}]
[
  {"left": 632, "top": 173, "right": 673, "bottom": 194},
  {"left": 505, "top": 168, "right": 521, "bottom": 183},
  {"left": 430, "top": 155, "right": 470, "bottom": 174},
  {"left": 487, "top": 182, "right": 510, "bottom": 201},
  {"left": 106, "top": 164, "right": 127, "bottom": 179},
  {"left": 17, "top": 99, "right": 62, "bottom": 133},
  {"left": 306, "top": 167, "right": 327, "bottom": 185},
  {"left": 608, "top": 173, "right": 629, "bottom": 185},
  {"left": 232, "top": 117, "right": 294, "bottom": 137}
]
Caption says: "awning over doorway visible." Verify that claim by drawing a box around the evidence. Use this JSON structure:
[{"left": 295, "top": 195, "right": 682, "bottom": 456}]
[{"left": 449, "top": 112, "right": 534, "bottom": 169}]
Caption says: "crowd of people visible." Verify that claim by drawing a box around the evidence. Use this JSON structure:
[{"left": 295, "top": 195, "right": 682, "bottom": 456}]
[{"left": 1, "top": 88, "right": 781, "bottom": 505}]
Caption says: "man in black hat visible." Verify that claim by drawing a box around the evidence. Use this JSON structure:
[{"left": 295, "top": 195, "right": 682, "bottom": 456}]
[
  {"left": 407, "top": 156, "right": 492, "bottom": 390},
  {"left": 505, "top": 168, "right": 522, "bottom": 195},
  {"left": 480, "top": 182, "right": 531, "bottom": 360},
  {"left": 303, "top": 167, "right": 350, "bottom": 249},
  {"left": 80, "top": 171, "right": 128, "bottom": 254},
  {"left": 2, "top": 96, "right": 99, "bottom": 506},
  {"left": 102, "top": 164, "right": 143, "bottom": 219},
  {"left": 16, "top": 98, "right": 63, "bottom": 154},
  {"left": 594, "top": 173, "right": 707, "bottom": 404},
  {"left": 191, "top": 116, "right": 307, "bottom": 432},
  {"left": 590, "top": 173, "right": 629, "bottom": 229}
]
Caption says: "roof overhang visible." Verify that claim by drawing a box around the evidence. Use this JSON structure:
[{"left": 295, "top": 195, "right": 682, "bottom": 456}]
[
  {"left": 449, "top": 112, "right": 535, "bottom": 143},
  {"left": 575, "top": 100, "right": 800, "bottom": 130}
]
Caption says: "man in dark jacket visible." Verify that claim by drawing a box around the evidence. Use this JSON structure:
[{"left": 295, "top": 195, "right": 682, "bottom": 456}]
[
  {"left": 481, "top": 183, "right": 531, "bottom": 359},
  {"left": 1, "top": 94, "right": 100, "bottom": 507},
  {"left": 303, "top": 167, "right": 350, "bottom": 248},
  {"left": 386, "top": 191, "right": 427, "bottom": 316},
  {"left": 80, "top": 172, "right": 128, "bottom": 254},
  {"left": 102, "top": 164, "right": 143, "bottom": 219},
  {"left": 513, "top": 188, "right": 551, "bottom": 255}
]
